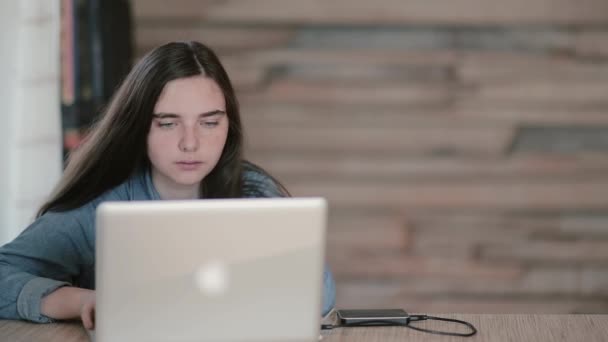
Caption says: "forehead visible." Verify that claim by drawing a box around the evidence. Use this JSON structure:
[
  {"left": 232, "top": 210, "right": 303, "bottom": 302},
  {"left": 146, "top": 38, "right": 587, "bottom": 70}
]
[{"left": 154, "top": 75, "right": 226, "bottom": 114}]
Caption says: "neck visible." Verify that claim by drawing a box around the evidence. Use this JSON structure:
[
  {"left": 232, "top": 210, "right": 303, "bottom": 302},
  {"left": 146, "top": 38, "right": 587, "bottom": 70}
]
[{"left": 151, "top": 171, "right": 200, "bottom": 200}]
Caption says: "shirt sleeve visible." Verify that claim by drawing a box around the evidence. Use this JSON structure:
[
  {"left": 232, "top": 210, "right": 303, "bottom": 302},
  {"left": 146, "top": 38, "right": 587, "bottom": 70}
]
[
  {"left": 0, "top": 211, "right": 92, "bottom": 323},
  {"left": 321, "top": 265, "right": 337, "bottom": 316}
]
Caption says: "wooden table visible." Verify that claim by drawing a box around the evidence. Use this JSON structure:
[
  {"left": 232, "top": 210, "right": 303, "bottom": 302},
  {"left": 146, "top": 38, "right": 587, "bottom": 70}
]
[{"left": 1, "top": 314, "right": 607, "bottom": 341}]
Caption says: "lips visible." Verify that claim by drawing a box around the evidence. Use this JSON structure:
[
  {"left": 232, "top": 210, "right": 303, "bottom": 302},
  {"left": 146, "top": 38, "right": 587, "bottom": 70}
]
[
  {"left": 175, "top": 161, "right": 202, "bottom": 170},
  {"left": 177, "top": 161, "right": 202, "bottom": 165}
]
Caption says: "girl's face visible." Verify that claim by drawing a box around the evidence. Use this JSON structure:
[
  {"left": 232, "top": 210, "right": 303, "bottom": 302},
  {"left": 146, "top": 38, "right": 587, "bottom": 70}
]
[{"left": 147, "top": 75, "right": 228, "bottom": 199}]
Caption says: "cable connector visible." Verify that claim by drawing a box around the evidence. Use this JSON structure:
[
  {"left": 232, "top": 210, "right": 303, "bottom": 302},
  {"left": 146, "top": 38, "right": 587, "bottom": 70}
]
[{"left": 407, "top": 315, "right": 429, "bottom": 322}]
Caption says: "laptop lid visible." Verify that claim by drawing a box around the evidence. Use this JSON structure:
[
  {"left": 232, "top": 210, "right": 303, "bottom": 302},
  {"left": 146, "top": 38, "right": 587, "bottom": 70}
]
[{"left": 95, "top": 197, "right": 327, "bottom": 342}]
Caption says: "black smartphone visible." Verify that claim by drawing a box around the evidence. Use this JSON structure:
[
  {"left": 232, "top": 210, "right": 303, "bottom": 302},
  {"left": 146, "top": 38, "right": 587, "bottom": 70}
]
[{"left": 336, "top": 309, "right": 409, "bottom": 325}]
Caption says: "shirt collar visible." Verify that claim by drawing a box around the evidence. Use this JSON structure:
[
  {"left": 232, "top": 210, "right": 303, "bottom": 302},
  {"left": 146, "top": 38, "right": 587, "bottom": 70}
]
[{"left": 143, "top": 168, "right": 161, "bottom": 200}]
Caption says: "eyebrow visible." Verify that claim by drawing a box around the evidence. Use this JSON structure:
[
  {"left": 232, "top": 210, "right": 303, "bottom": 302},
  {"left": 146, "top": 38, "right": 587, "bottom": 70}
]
[{"left": 152, "top": 110, "right": 226, "bottom": 119}]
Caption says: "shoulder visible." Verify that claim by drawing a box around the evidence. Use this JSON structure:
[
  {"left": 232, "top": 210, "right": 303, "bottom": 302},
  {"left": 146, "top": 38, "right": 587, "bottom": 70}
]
[
  {"left": 31, "top": 209, "right": 86, "bottom": 231},
  {"left": 241, "top": 162, "right": 289, "bottom": 198},
  {"left": 37, "top": 172, "right": 146, "bottom": 230},
  {"left": 90, "top": 170, "right": 155, "bottom": 205}
]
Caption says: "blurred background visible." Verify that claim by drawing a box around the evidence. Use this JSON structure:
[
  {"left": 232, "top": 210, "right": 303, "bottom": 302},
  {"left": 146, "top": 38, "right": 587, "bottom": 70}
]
[{"left": 2, "top": 0, "right": 608, "bottom": 313}]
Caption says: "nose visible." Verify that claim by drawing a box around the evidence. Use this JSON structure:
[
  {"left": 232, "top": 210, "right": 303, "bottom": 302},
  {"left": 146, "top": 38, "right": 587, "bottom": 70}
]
[{"left": 178, "top": 126, "right": 199, "bottom": 152}]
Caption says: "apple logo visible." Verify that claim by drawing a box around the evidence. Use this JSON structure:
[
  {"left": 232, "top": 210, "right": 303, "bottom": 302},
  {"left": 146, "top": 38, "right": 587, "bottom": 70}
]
[{"left": 194, "top": 260, "right": 229, "bottom": 296}]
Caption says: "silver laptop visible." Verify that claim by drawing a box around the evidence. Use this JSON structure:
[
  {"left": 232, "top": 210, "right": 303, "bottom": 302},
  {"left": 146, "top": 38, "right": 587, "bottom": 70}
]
[{"left": 95, "top": 198, "right": 327, "bottom": 342}]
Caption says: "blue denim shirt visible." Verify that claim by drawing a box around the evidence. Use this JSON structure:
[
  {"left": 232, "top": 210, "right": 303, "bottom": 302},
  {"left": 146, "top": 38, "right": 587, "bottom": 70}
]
[{"left": 0, "top": 168, "right": 336, "bottom": 323}]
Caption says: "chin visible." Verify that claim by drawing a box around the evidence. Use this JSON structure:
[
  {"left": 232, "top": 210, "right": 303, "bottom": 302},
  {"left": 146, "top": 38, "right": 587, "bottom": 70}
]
[{"left": 172, "top": 174, "right": 206, "bottom": 187}]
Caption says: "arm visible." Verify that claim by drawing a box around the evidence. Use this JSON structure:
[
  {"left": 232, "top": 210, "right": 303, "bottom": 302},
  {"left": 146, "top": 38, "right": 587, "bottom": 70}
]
[
  {"left": 321, "top": 265, "right": 337, "bottom": 316},
  {"left": 40, "top": 287, "right": 96, "bottom": 329},
  {"left": 0, "top": 211, "right": 94, "bottom": 323}
]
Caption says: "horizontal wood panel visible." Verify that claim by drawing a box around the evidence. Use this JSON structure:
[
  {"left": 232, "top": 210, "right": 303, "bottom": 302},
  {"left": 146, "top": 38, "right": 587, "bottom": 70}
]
[
  {"left": 245, "top": 125, "right": 514, "bottom": 156},
  {"left": 575, "top": 31, "right": 608, "bottom": 58},
  {"left": 241, "top": 80, "right": 458, "bottom": 106},
  {"left": 133, "top": 0, "right": 608, "bottom": 25},
  {"left": 335, "top": 287, "right": 608, "bottom": 313},
  {"left": 406, "top": 212, "right": 559, "bottom": 228},
  {"left": 268, "top": 62, "right": 608, "bottom": 83},
  {"left": 559, "top": 216, "right": 608, "bottom": 237},
  {"left": 482, "top": 241, "right": 608, "bottom": 264},
  {"left": 336, "top": 268, "right": 581, "bottom": 296},
  {"left": 241, "top": 107, "right": 515, "bottom": 130},
  {"left": 256, "top": 64, "right": 453, "bottom": 84},
  {"left": 135, "top": 26, "right": 295, "bottom": 52},
  {"left": 287, "top": 180, "right": 608, "bottom": 211},
  {"left": 331, "top": 255, "right": 522, "bottom": 280},
  {"left": 229, "top": 52, "right": 608, "bottom": 84},
  {"left": 411, "top": 226, "right": 541, "bottom": 246},
  {"left": 240, "top": 103, "right": 608, "bottom": 126},
  {"left": 225, "top": 49, "right": 459, "bottom": 67},
  {"left": 238, "top": 79, "right": 608, "bottom": 107},
  {"left": 225, "top": 49, "right": 603, "bottom": 69},
  {"left": 327, "top": 215, "right": 408, "bottom": 251},
  {"left": 135, "top": 47, "right": 608, "bottom": 84},
  {"left": 251, "top": 155, "right": 608, "bottom": 180},
  {"left": 459, "top": 80, "right": 608, "bottom": 106},
  {"left": 449, "top": 107, "right": 608, "bottom": 125},
  {"left": 581, "top": 268, "right": 608, "bottom": 296},
  {"left": 459, "top": 60, "right": 608, "bottom": 83}
]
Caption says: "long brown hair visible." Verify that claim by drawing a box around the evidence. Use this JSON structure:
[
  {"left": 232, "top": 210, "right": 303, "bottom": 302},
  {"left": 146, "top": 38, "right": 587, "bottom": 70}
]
[{"left": 38, "top": 41, "right": 246, "bottom": 216}]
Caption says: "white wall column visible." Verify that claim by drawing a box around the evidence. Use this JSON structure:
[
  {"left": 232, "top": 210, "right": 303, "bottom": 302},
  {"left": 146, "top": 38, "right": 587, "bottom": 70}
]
[{"left": 0, "top": 0, "right": 62, "bottom": 245}]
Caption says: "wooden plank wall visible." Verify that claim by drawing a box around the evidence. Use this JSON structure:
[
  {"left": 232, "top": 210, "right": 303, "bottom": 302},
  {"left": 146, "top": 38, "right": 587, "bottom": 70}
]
[{"left": 132, "top": 0, "right": 608, "bottom": 313}]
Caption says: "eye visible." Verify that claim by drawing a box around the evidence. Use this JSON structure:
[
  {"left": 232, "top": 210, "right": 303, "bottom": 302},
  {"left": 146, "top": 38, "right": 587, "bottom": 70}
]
[
  {"left": 201, "top": 121, "right": 219, "bottom": 128},
  {"left": 157, "top": 121, "right": 177, "bottom": 129}
]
